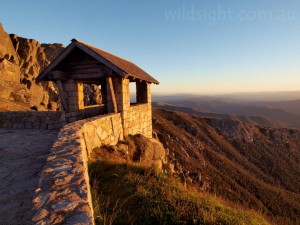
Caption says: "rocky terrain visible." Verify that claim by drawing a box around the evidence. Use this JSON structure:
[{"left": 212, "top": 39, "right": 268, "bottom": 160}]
[
  {"left": 0, "top": 23, "right": 63, "bottom": 111},
  {"left": 153, "top": 109, "right": 300, "bottom": 225}
]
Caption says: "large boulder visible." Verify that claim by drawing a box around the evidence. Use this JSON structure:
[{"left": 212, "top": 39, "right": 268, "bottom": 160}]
[{"left": 130, "top": 134, "right": 166, "bottom": 171}]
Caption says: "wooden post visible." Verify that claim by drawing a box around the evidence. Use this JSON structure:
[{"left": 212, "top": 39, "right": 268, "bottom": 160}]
[
  {"left": 56, "top": 80, "right": 68, "bottom": 111},
  {"left": 107, "top": 77, "right": 118, "bottom": 113}
]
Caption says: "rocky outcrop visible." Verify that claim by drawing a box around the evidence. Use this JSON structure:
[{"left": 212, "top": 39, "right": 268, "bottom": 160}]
[
  {"left": 130, "top": 134, "right": 166, "bottom": 171},
  {"left": 10, "top": 34, "right": 64, "bottom": 110},
  {"left": 9, "top": 34, "right": 63, "bottom": 82},
  {"left": 0, "top": 23, "right": 20, "bottom": 83},
  {"left": 84, "top": 84, "right": 102, "bottom": 106},
  {"left": 204, "top": 117, "right": 255, "bottom": 142},
  {"left": 0, "top": 23, "right": 64, "bottom": 111}
]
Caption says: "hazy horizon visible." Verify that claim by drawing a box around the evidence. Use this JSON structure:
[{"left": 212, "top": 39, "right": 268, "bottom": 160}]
[
  {"left": 151, "top": 90, "right": 300, "bottom": 95},
  {"left": 149, "top": 90, "right": 300, "bottom": 102}
]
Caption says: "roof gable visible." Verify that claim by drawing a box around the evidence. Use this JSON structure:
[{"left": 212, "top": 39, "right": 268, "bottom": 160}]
[{"left": 36, "top": 39, "right": 159, "bottom": 84}]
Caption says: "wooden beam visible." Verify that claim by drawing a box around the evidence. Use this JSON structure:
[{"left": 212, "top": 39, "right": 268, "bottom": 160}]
[
  {"left": 67, "top": 60, "right": 100, "bottom": 66},
  {"left": 56, "top": 80, "right": 68, "bottom": 111},
  {"left": 78, "top": 80, "right": 104, "bottom": 85},
  {"left": 50, "top": 71, "right": 68, "bottom": 80},
  {"left": 69, "top": 72, "right": 106, "bottom": 80},
  {"left": 66, "top": 63, "right": 102, "bottom": 70},
  {"left": 50, "top": 68, "right": 111, "bottom": 80},
  {"left": 75, "top": 42, "right": 126, "bottom": 77},
  {"left": 67, "top": 67, "right": 106, "bottom": 74},
  {"left": 107, "top": 77, "right": 118, "bottom": 113}
]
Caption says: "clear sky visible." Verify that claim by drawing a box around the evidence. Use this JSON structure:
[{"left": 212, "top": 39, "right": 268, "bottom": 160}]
[{"left": 1, "top": 0, "right": 300, "bottom": 94}]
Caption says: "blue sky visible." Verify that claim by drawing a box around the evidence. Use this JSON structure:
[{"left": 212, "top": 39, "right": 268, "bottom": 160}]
[{"left": 1, "top": 0, "right": 300, "bottom": 94}]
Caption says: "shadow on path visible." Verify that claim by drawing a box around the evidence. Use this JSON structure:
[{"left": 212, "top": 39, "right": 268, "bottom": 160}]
[{"left": 0, "top": 129, "right": 57, "bottom": 224}]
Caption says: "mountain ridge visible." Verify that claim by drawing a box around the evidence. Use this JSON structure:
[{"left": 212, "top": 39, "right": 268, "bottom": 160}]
[
  {"left": 153, "top": 100, "right": 300, "bottom": 129},
  {"left": 153, "top": 108, "right": 300, "bottom": 225}
]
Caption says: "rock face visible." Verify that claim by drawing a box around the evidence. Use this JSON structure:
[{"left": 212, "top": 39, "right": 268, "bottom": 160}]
[
  {"left": 83, "top": 84, "right": 102, "bottom": 106},
  {"left": 0, "top": 23, "right": 64, "bottom": 111},
  {"left": 0, "top": 23, "right": 20, "bottom": 83}
]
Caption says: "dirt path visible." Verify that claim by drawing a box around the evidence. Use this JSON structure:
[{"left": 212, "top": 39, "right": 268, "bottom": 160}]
[{"left": 0, "top": 129, "right": 57, "bottom": 224}]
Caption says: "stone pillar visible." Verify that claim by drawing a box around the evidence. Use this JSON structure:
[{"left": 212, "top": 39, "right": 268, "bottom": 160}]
[
  {"left": 63, "top": 79, "right": 84, "bottom": 122},
  {"left": 147, "top": 83, "right": 152, "bottom": 138},
  {"left": 119, "top": 78, "right": 130, "bottom": 136}
]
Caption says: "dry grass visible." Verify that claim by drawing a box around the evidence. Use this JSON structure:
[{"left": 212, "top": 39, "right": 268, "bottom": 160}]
[{"left": 89, "top": 160, "right": 270, "bottom": 225}]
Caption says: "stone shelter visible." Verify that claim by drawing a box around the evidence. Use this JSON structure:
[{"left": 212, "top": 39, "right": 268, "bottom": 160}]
[{"left": 36, "top": 39, "right": 159, "bottom": 138}]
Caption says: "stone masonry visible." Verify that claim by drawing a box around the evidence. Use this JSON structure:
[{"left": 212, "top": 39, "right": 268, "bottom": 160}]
[
  {"left": 111, "top": 76, "right": 152, "bottom": 138},
  {"left": 0, "top": 111, "right": 62, "bottom": 130},
  {"left": 58, "top": 76, "right": 153, "bottom": 138},
  {"left": 32, "top": 112, "right": 125, "bottom": 224}
]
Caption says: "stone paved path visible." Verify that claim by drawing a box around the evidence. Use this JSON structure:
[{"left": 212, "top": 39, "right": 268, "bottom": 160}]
[{"left": 0, "top": 129, "right": 57, "bottom": 225}]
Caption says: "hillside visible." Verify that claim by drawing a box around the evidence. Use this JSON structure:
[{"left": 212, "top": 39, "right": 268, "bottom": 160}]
[
  {"left": 152, "top": 108, "right": 300, "bottom": 225},
  {"left": 153, "top": 101, "right": 290, "bottom": 128},
  {"left": 89, "top": 137, "right": 269, "bottom": 225},
  {"left": 248, "top": 99, "right": 300, "bottom": 115}
]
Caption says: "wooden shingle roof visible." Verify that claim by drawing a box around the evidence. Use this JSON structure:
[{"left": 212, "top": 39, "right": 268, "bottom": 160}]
[{"left": 36, "top": 39, "right": 159, "bottom": 84}]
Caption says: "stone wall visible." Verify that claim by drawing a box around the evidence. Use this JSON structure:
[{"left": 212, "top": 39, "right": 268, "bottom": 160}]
[
  {"left": 127, "top": 103, "right": 152, "bottom": 138},
  {"left": 113, "top": 78, "right": 153, "bottom": 138},
  {"left": 32, "top": 120, "right": 94, "bottom": 224},
  {"left": 0, "top": 111, "right": 62, "bottom": 129},
  {"left": 62, "top": 105, "right": 107, "bottom": 123},
  {"left": 0, "top": 105, "right": 107, "bottom": 130},
  {"left": 32, "top": 113, "right": 125, "bottom": 224},
  {"left": 123, "top": 80, "right": 152, "bottom": 138},
  {"left": 82, "top": 113, "right": 124, "bottom": 155}
]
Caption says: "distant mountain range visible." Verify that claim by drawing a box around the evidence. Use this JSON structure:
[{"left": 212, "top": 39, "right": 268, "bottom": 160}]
[
  {"left": 153, "top": 94, "right": 300, "bottom": 129},
  {"left": 152, "top": 91, "right": 300, "bottom": 102}
]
